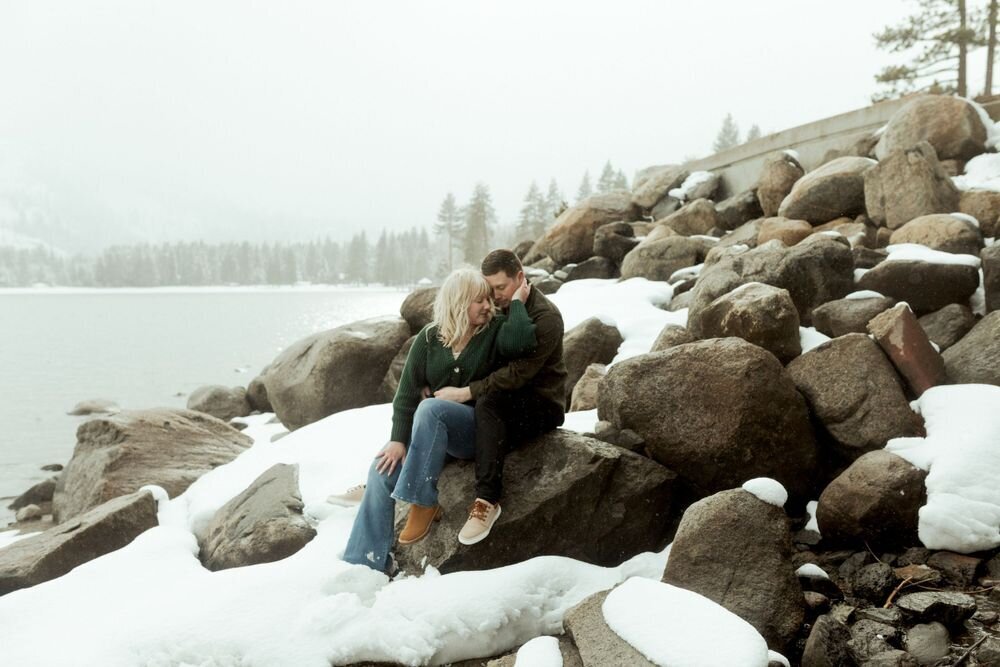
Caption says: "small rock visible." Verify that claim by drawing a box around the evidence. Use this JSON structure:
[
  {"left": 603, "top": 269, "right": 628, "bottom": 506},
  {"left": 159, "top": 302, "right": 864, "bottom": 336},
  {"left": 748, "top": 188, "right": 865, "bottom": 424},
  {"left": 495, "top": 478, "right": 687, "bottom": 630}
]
[
  {"left": 804, "top": 591, "right": 831, "bottom": 613},
  {"left": 40, "top": 464, "right": 63, "bottom": 472},
  {"left": 925, "top": 551, "right": 981, "bottom": 588},
  {"left": 847, "top": 619, "right": 902, "bottom": 663},
  {"left": 895, "top": 591, "right": 976, "bottom": 627},
  {"left": 838, "top": 551, "right": 875, "bottom": 582},
  {"left": 15, "top": 504, "right": 43, "bottom": 522},
  {"left": 66, "top": 399, "right": 119, "bottom": 416},
  {"left": 904, "top": 622, "right": 950, "bottom": 666},
  {"left": 801, "top": 614, "right": 852, "bottom": 666},
  {"left": 857, "top": 607, "right": 903, "bottom": 626},
  {"left": 893, "top": 564, "right": 942, "bottom": 586},
  {"left": 829, "top": 602, "right": 856, "bottom": 625},
  {"left": 897, "top": 547, "right": 932, "bottom": 567},
  {"left": 8, "top": 478, "right": 56, "bottom": 511},
  {"left": 852, "top": 562, "right": 898, "bottom": 603},
  {"left": 867, "top": 304, "right": 947, "bottom": 397},
  {"left": 977, "top": 636, "right": 1000, "bottom": 666},
  {"left": 973, "top": 610, "right": 999, "bottom": 625}
]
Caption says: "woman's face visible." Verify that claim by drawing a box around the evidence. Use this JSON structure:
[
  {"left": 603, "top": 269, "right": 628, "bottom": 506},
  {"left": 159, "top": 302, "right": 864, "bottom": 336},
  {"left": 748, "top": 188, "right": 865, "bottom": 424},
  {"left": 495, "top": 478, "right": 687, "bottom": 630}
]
[{"left": 467, "top": 293, "right": 492, "bottom": 328}]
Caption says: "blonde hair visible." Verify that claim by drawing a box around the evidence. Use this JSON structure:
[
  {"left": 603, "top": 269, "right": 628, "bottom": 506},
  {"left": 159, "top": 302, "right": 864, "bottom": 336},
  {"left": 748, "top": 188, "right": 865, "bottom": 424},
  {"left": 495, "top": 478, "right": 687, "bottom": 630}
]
[{"left": 433, "top": 268, "right": 494, "bottom": 349}]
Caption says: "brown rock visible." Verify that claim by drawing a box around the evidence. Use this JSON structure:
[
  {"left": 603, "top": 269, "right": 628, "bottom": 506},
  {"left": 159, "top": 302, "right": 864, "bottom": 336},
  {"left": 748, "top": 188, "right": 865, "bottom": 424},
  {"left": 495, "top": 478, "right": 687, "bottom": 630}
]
[
  {"left": 875, "top": 95, "right": 988, "bottom": 162},
  {"left": 530, "top": 192, "right": 639, "bottom": 265},
  {"left": 400, "top": 286, "right": 438, "bottom": 334},
  {"left": 812, "top": 296, "right": 896, "bottom": 338},
  {"left": 857, "top": 260, "right": 980, "bottom": 315},
  {"left": 786, "top": 334, "right": 924, "bottom": 460},
  {"left": 758, "top": 152, "right": 805, "bottom": 217},
  {"left": 186, "top": 385, "right": 252, "bottom": 422},
  {"left": 889, "top": 214, "right": 983, "bottom": 255},
  {"left": 917, "top": 304, "right": 977, "bottom": 351},
  {"left": 53, "top": 409, "right": 251, "bottom": 522},
  {"left": 941, "top": 311, "right": 1000, "bottom": 385},
  {"left": 563, "top": 318, "right": 622, "bottom": 407},
  {"left": 564, "top": 590, "right": 657, "bottom": 667},
  {"left": 632, "top": 165, "right": 688, "bottom": 210},
  {"left": 378, "top": 335, "right": 415, "bottom": 402},
  {"left": 816, "top": 450, "right": 927, "bottom": 547},
  {"left": 569, "top": 364, "right": 606, "bottom": 412},
  {"left": 868, "top": 303, "right": 947, "bottom": 396},
  {"left": 778, "top": 156, "right": 876, "bottom": 225},
  {"left": 598, "top": 338, "right": 818, "bottom": 501},
  {"left": 593, "top": 221, "right": 638, "bottom": 265},
  {"left": 246, "top": 374, "right": 272, "bottom": 413},
  {"left": 985, "top": 244, "right": 1000, "bottom": 313},
  {"left": 715, "top": 189, "right": 763, "bottom": 231},
  {"left": 925, "top": 551, "right": 981, "bottom": 588},
  {"left": 620, "top": 236, "right": 713, "bottom": 282},
  {"left": 650, "top": 324, "right": 696, "bottom": 352},
  {"left": 811, "top": 217, "right": 875, "bottom": 248},
  {"left": 959, "top": 190, "right": 1000, "bottom": 238},
  {"left": 698, "top": 283, "right": 802, "bottom": 363},
  {"left": 758, "top": 217, "right": 813, "bottom": 246},
  {"left": 864, "top": 142, "right": 960, "bottom": 230},
  {"left": 660, "top": 198, "right": 719, "bottom": 236}
]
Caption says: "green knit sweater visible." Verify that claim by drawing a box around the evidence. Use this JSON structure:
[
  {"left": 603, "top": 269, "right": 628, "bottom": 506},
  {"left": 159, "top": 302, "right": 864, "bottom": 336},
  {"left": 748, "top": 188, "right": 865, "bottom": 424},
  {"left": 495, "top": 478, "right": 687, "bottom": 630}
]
[{"left": 390, "top": 301, "right": 536, "bottom": 445}]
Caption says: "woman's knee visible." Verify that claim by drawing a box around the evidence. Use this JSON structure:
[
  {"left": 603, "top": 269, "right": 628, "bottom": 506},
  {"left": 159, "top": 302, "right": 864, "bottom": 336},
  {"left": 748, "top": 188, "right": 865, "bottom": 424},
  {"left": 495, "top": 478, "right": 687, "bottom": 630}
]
[{"left": 366, "top": 458, "right": 397, "bottom": 494}]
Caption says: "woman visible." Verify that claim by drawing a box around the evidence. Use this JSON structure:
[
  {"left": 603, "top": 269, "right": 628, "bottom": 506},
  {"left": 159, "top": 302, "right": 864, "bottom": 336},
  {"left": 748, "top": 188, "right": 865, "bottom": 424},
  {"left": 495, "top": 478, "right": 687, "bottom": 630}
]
[{"left": 340, "top": 268, "right": 533, "bottom": 573}]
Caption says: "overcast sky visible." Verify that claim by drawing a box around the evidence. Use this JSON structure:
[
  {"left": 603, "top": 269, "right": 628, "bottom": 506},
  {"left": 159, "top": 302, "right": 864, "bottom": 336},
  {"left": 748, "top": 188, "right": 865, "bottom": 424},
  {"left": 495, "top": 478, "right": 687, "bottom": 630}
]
[{"left": 0, "top": 0, "right": 936, "bottom": 249}]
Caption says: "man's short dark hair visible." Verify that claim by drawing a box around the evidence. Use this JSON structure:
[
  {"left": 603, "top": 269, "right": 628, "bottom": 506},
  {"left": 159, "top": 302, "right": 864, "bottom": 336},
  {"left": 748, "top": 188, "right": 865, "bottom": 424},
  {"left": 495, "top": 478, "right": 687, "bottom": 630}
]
[{"left": 481, "top": 249, "right": 523, "bottom": 278}]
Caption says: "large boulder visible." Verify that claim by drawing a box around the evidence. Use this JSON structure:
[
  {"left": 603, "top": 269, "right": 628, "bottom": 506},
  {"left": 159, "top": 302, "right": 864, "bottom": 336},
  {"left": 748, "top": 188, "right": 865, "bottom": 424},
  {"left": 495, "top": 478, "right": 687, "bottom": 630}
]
[
  {"left": 531, "top": 192, "right": 639, "bottom": 265},
  {"left": 650, "top": 324, "right": 696, "bottom": 352},
  {"left": 758, "top": 152, "right": 805, "bottom": 217},
  {"left": 917, "top": 304, "right": 976, "bottom": 351},
  {"left": 715, "top": 189, "right": 763, "bottom": 231},
  {"left": 777, "top": 156, "right": 876, "bottom": 225},
  {"left": 857, "top": 260, "right": 980, "bottom": 315},
  {"left": 564, "top": 256, "right": 618, "bottom": 281},
  {"left": 864, "top": 142, "right": 960, "bottom": 230},
  {"left": 959, "top": 190, "right": 1000, "bottom": 238},
  {"left": 564, "top": 590, "right": 657, "bottom": 667},
  {"left": 8, "top": 478, "right": 56, "bottom": 511},
  {"left": 394, "top": 430, "right": 676, "bottom": 573},
  {"left": 942, "top": 311, "right": 1000, "bottom": 386},
  {"left": 562, "top": 318, "right": 623, "bottom": 407},
  {"left": 592, "top": 221, "right": 638, "bottom": 265},
  {"left": 569, "top": 363, "right": 606, "bottom": 412},
  {"left": 246, "top": 374, "right": 272, "bottom": 413},
  {"left": 985, "top": 244, "right": 1000, "bottom": 313},
  {"left": 786, "top": 334, "right": 924, "bottom": 461},
  {"left": 663, "top": 488, "right": 804, "bottom": 650},
  {"left": 186, "top": 385, "right": 252, "bottom": 422},
  {"left": 400, "top": 286, "right": 438, "bottom": 334},
  {"left": 200, "top": 463, "right": 315, "bottom": 571},
  {"left": 53, "top": 409, "right": 252, "bottom": 523},
  {"left": 620, "top": 236, "right": 713, "bottom": 282},
  {"left": 661, "top": 199, "right": 719, "bottom": 236},
  {"left": 262, "top": 316, "right": 411, "bottom": 430},
  {"left": 816, "top": 450, "right": 927, "bottom": 547},
  {"left": 875, "top": 95, "right": 988, "bottom": 162},
  {"left": 632, "top": 165, "right": 688, "bottom": 210},
  {"left": 0, "top": 490, "right": 157, "bottom": 596},
  {"left": 811, "top": 295, "right": 897, "bottom": 338},
  {"left": 597, "top": 338, "right": 818, "bottom": 501},
  {"left": 697, "top": 283, "right": 802, "bottom": 363},
  {"left": 888, "top": 214, "right": 983, "bottom": 255},
  {"left": 688, "top": 234, "right": 855, "bottom": 335}
]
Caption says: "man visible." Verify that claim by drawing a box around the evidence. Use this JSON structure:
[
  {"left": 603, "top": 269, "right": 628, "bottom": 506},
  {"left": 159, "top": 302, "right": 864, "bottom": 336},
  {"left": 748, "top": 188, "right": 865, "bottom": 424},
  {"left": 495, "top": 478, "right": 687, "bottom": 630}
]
[{"left": 434, "top": 248, "right": 567, "bottom": 545}]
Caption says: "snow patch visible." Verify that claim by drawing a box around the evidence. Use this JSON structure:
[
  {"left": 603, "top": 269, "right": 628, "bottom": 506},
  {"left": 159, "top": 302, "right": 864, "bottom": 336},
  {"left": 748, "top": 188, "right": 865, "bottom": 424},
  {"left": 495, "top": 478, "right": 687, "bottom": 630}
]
[
  {"left": 884, "top": 243, "right": 981, "bottom": 267},
  {"left": 949, "top": 211, "right": 980, "bottom": 228},
  {"left": 795, "top": 563, "right": 830, "bottom": 580},
  {"left": 800, "top": 327, "right": 830, "bottom": 354},
  {"left": 668, "top": 171, "right": 716, "bottom": 201},
  {"left": 953, "top": 152, "right": 1000, "bottom": 192},
  {"left": 844, "top": 290, "right": 885, "bottom": 300},
  {"left": 514, "top": 635, "right": 562, "bottom": 666},
  {"left": 805, "top": 500, "right": 820, "bottom": 534},
  {"left": 741, "top": 478, "right": 788, "bottom": 507}
]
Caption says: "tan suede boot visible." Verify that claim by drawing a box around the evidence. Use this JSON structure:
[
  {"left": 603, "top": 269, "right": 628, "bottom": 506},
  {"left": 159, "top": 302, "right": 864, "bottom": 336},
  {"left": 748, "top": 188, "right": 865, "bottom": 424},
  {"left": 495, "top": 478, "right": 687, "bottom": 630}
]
[{"left": 398, "top": 504, "right": 443, "bottom": 545}]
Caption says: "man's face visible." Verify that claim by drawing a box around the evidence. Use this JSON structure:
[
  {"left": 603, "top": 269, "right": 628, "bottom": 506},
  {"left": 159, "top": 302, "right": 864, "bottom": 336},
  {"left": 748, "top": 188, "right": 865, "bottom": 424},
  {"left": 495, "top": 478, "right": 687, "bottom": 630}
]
[{"left": 484, "top": 270, "right": 523, "bottom": 309}]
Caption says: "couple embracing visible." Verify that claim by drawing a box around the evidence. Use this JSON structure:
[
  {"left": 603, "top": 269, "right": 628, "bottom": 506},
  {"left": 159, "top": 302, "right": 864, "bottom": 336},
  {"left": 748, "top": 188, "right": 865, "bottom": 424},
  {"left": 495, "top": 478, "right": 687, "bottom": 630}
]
[{"left": 332, "top": 248, "right": 568, "bottom": 574}]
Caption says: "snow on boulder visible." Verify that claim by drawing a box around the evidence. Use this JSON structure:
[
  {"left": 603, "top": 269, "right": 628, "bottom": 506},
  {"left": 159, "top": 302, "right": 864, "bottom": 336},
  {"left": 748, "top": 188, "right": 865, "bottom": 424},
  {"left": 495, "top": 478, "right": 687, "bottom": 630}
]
[
  {"left": 632, "top": 164, "right": 688, "bottom": 210},
  {"left": 886, "top": 384, "right": 1000, "bottom": 553},
  {"left": 662, "top": 488, "right": 804, "bottom": 650},
  {"left": 564, "top": 588, "right": 658, "bottom": 667},
  {"left": 888, "top": 214, "right": 983, "bottom": 256},
  {"left": 668, "top": 171, "right": 719, "bottom": 202},
  {"left": 511, "top": 635, "right": 564, "bottom": 666},
  {"left": 875, "top": 95, "right": 988, "bottom": 162},
  {"left": 857, "top": 253, "right": 980, "bottom": 315},
  {"left": 742, "top": 478, "right": 788, "bottom": 508},
  {"left": 602, "top": 578, "right": 770, "bottom": 667},
  {"left": 598, "top": 338, "right": 819, "bottom": 502},
  {"left": 262, "top": 316, "right": 411, "bottom": 430}
]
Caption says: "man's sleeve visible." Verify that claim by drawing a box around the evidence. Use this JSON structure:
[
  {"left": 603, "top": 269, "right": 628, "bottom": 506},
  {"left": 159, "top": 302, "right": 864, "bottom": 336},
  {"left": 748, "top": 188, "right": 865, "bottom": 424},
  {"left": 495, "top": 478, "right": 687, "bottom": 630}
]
[{"left": 469, "top": 311, "right": 561, "bottom": 398}]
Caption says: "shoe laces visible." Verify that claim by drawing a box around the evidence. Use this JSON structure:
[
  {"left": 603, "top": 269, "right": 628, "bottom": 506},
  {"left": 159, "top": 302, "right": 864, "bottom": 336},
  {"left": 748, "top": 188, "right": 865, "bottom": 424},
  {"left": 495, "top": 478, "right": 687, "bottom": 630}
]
[
  {"left": 468, "top": 499, "right": 492, "bottom": 522},
  {"left": 346, "top": 484, "right": 366, "bottom": 493}
]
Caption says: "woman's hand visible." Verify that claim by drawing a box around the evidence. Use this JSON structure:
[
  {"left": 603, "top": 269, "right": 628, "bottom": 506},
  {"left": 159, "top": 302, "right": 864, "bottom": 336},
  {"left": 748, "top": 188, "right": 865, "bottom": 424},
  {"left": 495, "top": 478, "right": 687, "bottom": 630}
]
[
  {"left": 375, "top": 441, "right": 407, "bottom": 475},
  {"left": 434, "top": 386, "right": 472, "bottom": 402}
]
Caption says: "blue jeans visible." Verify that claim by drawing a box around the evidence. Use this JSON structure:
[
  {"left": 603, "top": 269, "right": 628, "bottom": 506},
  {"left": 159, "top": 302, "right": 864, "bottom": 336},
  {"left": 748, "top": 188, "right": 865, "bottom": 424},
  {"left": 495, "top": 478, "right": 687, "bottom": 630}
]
[{"left": 343, "top": 398, "right": 477, "bottom": 572}]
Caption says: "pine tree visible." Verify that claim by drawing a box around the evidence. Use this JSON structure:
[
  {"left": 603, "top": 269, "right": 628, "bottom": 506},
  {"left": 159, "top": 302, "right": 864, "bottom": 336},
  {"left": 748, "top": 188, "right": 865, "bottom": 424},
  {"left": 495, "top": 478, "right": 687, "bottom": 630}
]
[
  {"left": 346, "top": 232, "right": 370, "bottom": 284},
  {"left": 873, "top": 0, "right": 982, "bottom": 101},
  {"left": 544, "top": 179, "right": 565, "bottom": 223},
  {"left": 576, "top": 171, "right": 593, "bottom": 204},
  {"left": 986, "top": 0, "right": 998, "bottom": 94},
  {"left": 746, "top": 124, "right": 762, "bottom": 142},
  {"left": 516, "top": 181, "right": 547, "bottom": 241},
  {"left": 613, "top": 169, "right": 629, "bottom": 191},
  {"left": 462, "top": 183, "right": 496, "bottom": 264},
  {"left": 596, "top": 160, "right": 617, "bottom": 194},
  {"left": 435, "top": 193, "right": 462, "bottom": 272},
  {"left": 713, "top": 114, "right": 740, "bottom": 153}
]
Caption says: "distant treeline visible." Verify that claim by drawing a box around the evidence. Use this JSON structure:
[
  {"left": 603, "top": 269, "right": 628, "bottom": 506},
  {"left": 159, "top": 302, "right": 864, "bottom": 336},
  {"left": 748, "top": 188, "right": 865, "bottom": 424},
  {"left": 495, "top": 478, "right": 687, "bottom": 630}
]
[{"left": 0, "top": 228, "right": 441, "bottom": 287}]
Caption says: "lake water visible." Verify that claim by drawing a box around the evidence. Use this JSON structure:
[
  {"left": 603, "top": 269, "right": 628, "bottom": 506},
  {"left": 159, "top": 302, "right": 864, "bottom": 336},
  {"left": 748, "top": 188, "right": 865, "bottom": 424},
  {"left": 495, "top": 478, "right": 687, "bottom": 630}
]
[{"left": 0, "top": 286, "right": 408, "bottom": 515}]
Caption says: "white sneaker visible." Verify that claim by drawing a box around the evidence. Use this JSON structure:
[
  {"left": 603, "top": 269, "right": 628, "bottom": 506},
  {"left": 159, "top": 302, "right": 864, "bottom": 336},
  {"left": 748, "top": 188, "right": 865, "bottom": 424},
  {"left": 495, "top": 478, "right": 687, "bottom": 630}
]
[
  {"left": 327, "top": 484, "right": 366, "bottom": 507},
  {"left": 458, "top": 498, "right": 502, "bottom": 545}
]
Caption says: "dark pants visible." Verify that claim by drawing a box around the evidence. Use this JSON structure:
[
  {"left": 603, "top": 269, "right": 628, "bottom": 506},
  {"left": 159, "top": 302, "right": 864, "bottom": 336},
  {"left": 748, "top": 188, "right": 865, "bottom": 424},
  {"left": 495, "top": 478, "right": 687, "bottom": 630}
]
[{"left": 474, "top": 388, "right": 563, "bottom": 504}]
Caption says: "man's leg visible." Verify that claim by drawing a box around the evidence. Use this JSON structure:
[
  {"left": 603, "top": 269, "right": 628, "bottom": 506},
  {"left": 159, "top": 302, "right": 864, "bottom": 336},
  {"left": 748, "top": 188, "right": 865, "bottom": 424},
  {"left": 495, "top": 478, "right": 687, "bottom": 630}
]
[{"left": 473, "top": 388, "right": 561, "bottom": 504}]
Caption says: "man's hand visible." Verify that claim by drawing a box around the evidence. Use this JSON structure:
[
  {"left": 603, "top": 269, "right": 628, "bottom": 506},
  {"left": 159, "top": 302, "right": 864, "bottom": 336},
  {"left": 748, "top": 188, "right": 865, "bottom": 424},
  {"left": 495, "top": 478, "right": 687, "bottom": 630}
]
[
  {"left": 375, "top": 441, "right": 406, "bottom": 475},
  {"left": 434, "top": 386, "right": 472, "bottom": 403},
  {"left": 512, "top": 276, "right": 530, "bottom": 303}
]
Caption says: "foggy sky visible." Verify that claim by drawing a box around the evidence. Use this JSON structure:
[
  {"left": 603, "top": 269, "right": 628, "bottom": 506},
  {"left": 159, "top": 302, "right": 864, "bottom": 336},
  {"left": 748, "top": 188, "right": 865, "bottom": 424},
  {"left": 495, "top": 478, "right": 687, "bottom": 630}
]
[{"left": 0, "top": 0, "right": 925, "bottom": 251}]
